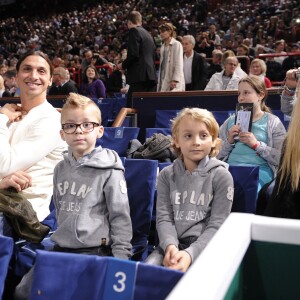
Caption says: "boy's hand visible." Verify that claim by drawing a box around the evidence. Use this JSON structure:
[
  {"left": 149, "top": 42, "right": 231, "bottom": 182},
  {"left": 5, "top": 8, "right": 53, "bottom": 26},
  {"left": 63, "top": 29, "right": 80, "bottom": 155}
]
[
  {"left": 0, "top": 171, "right": 32, "bottom": 192},
  {"left": 168, "top": 250, "right": 192, "bottom": 272},
  {"left": 163, "top": 244, "right": 178, "bottom": 267}
]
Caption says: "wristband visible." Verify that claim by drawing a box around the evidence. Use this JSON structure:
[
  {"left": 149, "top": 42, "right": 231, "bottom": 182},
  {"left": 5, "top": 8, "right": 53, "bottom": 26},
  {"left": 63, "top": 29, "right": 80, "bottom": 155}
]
[{"left": 252, "top": 142, "right": 259, "bottom": 150}]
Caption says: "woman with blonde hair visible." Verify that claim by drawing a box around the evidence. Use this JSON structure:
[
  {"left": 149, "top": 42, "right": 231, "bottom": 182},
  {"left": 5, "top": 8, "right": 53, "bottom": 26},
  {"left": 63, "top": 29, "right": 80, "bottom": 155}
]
[
  {"left": 250, "top": 58, "right": 272, "bottom": 88},
  {"left": 157, "top": 23, "right": 185, "bottom": 92},
  {"left": 264, "top": 81, "right": 300, "bottom": 218}
]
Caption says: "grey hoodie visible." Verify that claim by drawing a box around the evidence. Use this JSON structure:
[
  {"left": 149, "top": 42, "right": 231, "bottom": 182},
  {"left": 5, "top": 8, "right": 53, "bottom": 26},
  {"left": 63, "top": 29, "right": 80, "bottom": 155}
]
[
  {"left": 156, "top": 156, "right": 233, "bottom": 262},
  {"left": 50, "top": 146, "right": 132, "bottom": 260}
]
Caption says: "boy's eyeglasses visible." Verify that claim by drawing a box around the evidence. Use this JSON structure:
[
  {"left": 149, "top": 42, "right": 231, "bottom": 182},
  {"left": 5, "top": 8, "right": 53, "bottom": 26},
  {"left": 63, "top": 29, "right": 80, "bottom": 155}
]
[{"left": 61, "top": 122, "right": 100, "bottom": 134}]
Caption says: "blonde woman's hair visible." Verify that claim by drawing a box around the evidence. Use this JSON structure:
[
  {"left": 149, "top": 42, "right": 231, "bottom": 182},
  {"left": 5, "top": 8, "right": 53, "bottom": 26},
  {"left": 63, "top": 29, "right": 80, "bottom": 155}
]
[
  {"left": 250, "top": 58, "right": 267, "bottom": 76},
  {"left": 61, "top": 93, "right": 101, "bottom": 123},
  {"left": 238, "top": 76, "right": 272, "bottom": 113},
  {"left": 277, "top": 86, "right": 300, "bottom": 191},
  {"left": 171, "top": 108, "right": 221, "bottom": 158}
]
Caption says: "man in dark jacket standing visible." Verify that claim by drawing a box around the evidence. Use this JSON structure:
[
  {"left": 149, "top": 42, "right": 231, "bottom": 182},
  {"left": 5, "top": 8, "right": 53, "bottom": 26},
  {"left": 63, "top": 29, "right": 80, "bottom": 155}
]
[
  {"left": 182, "top": 35, "right": 208, "bottom": 91},
  {"left": 119, "top": 11, "right": 157, "bottom": 107}
]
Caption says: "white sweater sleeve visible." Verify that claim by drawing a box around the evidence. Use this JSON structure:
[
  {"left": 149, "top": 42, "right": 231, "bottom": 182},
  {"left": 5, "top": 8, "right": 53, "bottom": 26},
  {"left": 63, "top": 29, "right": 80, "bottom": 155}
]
[{"left": 0, "top": 105, "right": 63, "bottom": 178}]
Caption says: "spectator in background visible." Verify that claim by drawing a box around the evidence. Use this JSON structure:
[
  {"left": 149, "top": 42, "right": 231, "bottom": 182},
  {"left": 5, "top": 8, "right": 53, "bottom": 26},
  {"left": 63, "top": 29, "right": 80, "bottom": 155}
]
[
  {"left": 207, "top": 49, "right": 223, "bottom": 80},
  {"left": 157, "top": 22, "right": 185, "bottom": 92},
  {"left": 236, "top": 43, "right": 252, "bottom": 74},
  {"left": 205, "top": 56, "right": 242, "bottom": 91},
  {"left": 119, "top": 11, "right": 157, "bottom": 107},
  {"left": 273, "top": 39, "right": 287, "bottom": 65},
  {"left": 0, "top": 75, "right": 5, "bottom": 97},
  {"left": 282, "top": 43, "right": 300, "bottom": 74},
  {"left": 195, "top": 31, "right": 214, "bottom": 58},
  {"left": 106, "top": 62, "right": 129, "bottom": 97},
  {"left": 79, "top": 65, "right": 106, "bottom": 99},
  {"left": 2, "top": 70, "right": 19, "bottom": 97},
  {"left": 208, "top": 24, "right": 221, "bottom": 48},
  {"left": 221, "top": 50, "right": 248, "bottom": 78},
  {"left": 218, "top": 76, "right": 286, "bottom": 191},
  {"left": 0, "top": 64, "right": 8, "bottom": 76},
  {"left": 250, "top": 58, "right": 272, "bottom": 88},
  {"left": 280, "top": 67, "right": 299, "bottom": 116},
  {"left": 48, "top": 66, "right": 78, "bottom": 96},
  {"left": 266, "top": 56, "right": 285, "bottom": 82},
  {"left": 182, "top": 35, "right": 207, "bottom": 91}
]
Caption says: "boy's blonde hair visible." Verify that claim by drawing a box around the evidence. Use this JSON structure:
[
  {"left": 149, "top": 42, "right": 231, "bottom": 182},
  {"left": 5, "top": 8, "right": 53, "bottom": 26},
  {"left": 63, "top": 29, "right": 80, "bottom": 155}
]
[
  {"left": 171, "top": 108, "right": 221, "bottom": 158},
  {"left": 61, "top": 93, "right": 101, "bottom": 123}
]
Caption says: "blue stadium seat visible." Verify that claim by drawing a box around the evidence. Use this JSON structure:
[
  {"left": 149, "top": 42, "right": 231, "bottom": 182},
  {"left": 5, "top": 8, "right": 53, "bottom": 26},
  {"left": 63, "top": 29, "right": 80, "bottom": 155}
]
[
  {"left": 124, "top": 159, "right": 158, "bottom": 261},
  {"left": 155, "top": 110, "right": 179, "bottom": 128},
  {"left": 0, "top": 234, "right": 14, "bottom": 298},
  {"left": 229, "top": 165, "right": 260, "bottom": 213},
  {"left": 145, "top": 128, "right": 172, "bottom": 139},
  {"left": 96, "top": 127, "right": 140, "bottom": 157},
  {"left": 30, "top": 250, "right": 183, "bottom": 300}
]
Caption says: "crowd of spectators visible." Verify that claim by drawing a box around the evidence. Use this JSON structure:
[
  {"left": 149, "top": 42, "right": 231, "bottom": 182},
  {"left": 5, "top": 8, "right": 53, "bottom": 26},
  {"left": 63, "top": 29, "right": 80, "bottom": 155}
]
[{"left": 0, "top": 0, "right": 299, "bottom": 94}]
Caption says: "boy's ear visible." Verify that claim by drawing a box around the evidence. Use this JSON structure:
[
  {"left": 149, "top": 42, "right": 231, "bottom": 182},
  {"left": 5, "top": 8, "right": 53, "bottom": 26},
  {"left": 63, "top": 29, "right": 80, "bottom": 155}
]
[
  {"left": 60, "top": 129, "right": 66, "bottom": 141},
  {"left": 97, "top": 125, "right": 104, "bottom": 139}
]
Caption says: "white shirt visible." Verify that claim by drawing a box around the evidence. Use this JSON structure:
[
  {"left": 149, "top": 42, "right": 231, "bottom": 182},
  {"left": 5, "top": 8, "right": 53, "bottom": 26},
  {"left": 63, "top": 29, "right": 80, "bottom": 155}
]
[
  {"left": 183, "top": 52, "right": 194, "bottom": 84},
  {"left": 0, "top": 101, "right": 66, "bottom": 220}
]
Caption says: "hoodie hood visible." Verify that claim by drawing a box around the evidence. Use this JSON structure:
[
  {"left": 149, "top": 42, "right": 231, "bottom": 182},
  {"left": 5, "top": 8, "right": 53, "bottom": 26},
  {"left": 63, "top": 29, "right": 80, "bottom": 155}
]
[
  {"left": 174, "top": 155, "right": 229, "bottom": 176},
  {"left": 63, "top": 146, "right": 124, "bottom": 171}
]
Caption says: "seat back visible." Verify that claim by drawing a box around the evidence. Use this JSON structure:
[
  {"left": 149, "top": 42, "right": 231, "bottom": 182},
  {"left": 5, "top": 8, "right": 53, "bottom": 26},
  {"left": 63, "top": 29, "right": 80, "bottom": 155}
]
[
  {"left": 30, "top": 250, "right": 183, "bottom": 300},
  {"left": 155, "top": 110, "right": 179, "bottom": 128},
  {"left": 96, "top": 127, "right": 140, "bottom": 157},
  {"left": 124, "top": 159, "right": 158, "bottom": 260},
  {"left": 229, "top": 165, "right": 259, "bottom": 213},
  {"left": 0, "top": 234, "right": 13, "bottom": 298},
  {"left": 145, "top": 128, "right": 172, "bottom": 139}
]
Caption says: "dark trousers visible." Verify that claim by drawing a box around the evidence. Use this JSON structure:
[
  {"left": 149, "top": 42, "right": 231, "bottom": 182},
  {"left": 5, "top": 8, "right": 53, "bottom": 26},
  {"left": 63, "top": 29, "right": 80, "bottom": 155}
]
[{"left": 127, "top": 81, "right": 157, "bottom": 107}]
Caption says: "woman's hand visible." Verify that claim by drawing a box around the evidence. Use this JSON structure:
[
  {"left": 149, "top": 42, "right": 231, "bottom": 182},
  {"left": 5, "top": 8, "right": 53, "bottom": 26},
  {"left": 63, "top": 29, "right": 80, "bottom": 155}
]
[
  {"left": 170, "top": 81, "right": 177, "bottom": 90},
  {"left": 0, "top": 171, "right": 32, "bottom": 192},
  {"left": 227, "top": 124, "right": 241, "bottom": 144}
]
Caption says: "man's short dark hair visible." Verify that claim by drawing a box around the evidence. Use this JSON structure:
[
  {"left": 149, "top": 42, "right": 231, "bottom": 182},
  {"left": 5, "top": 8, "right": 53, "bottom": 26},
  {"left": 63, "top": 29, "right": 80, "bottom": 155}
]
[
  {"left": 16, "top": 50, "right": 53, "bottom": 76},
  {"left": 3, "top": 69, "right": 16, "bottom": 79},
  {"left": 127, "top": 11, "right": 142, "bottom": 25}
]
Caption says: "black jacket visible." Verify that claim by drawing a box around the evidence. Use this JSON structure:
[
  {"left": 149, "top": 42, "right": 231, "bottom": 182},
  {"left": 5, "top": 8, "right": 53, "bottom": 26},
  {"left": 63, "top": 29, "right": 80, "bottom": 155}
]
[
  {"left": 48, "top": 81, "right": 78, "bottom": 96},
  {"left": 122, "top": 26, "right": 157, "bottom": 84},
  {"left": 189, "top": 51, "right": 208, "bottom": 90}
]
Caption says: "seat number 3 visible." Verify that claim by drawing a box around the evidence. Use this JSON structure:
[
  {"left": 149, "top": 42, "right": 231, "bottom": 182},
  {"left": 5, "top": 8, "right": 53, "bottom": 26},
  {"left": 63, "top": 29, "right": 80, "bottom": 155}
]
[{"left": 113, "top": 271, "right": 126, "bottom": 292}]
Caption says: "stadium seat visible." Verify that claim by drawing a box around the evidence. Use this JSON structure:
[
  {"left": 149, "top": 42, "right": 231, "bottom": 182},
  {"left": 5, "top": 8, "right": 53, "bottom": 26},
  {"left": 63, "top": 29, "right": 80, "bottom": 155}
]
[
  {"left": 30, "top": 250, "right": 183, "bottom": 300},
  {"left": 96, "top": 127, "right": 140, "bottom": 157},
  {"left": 145, "top": 128, "right": 172, "bottom": 139},
  {"left": 0, "top": 234, "right": 14, "bottom": 299},
  {"left": 229, "top": 165, "right": 260, "bottom": 214},
  {"left": 124, "top": 159, "right": 158, "bottom": 261},
  {"left": 155, "top": 110, "right": 179, "bottom": 128}
]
